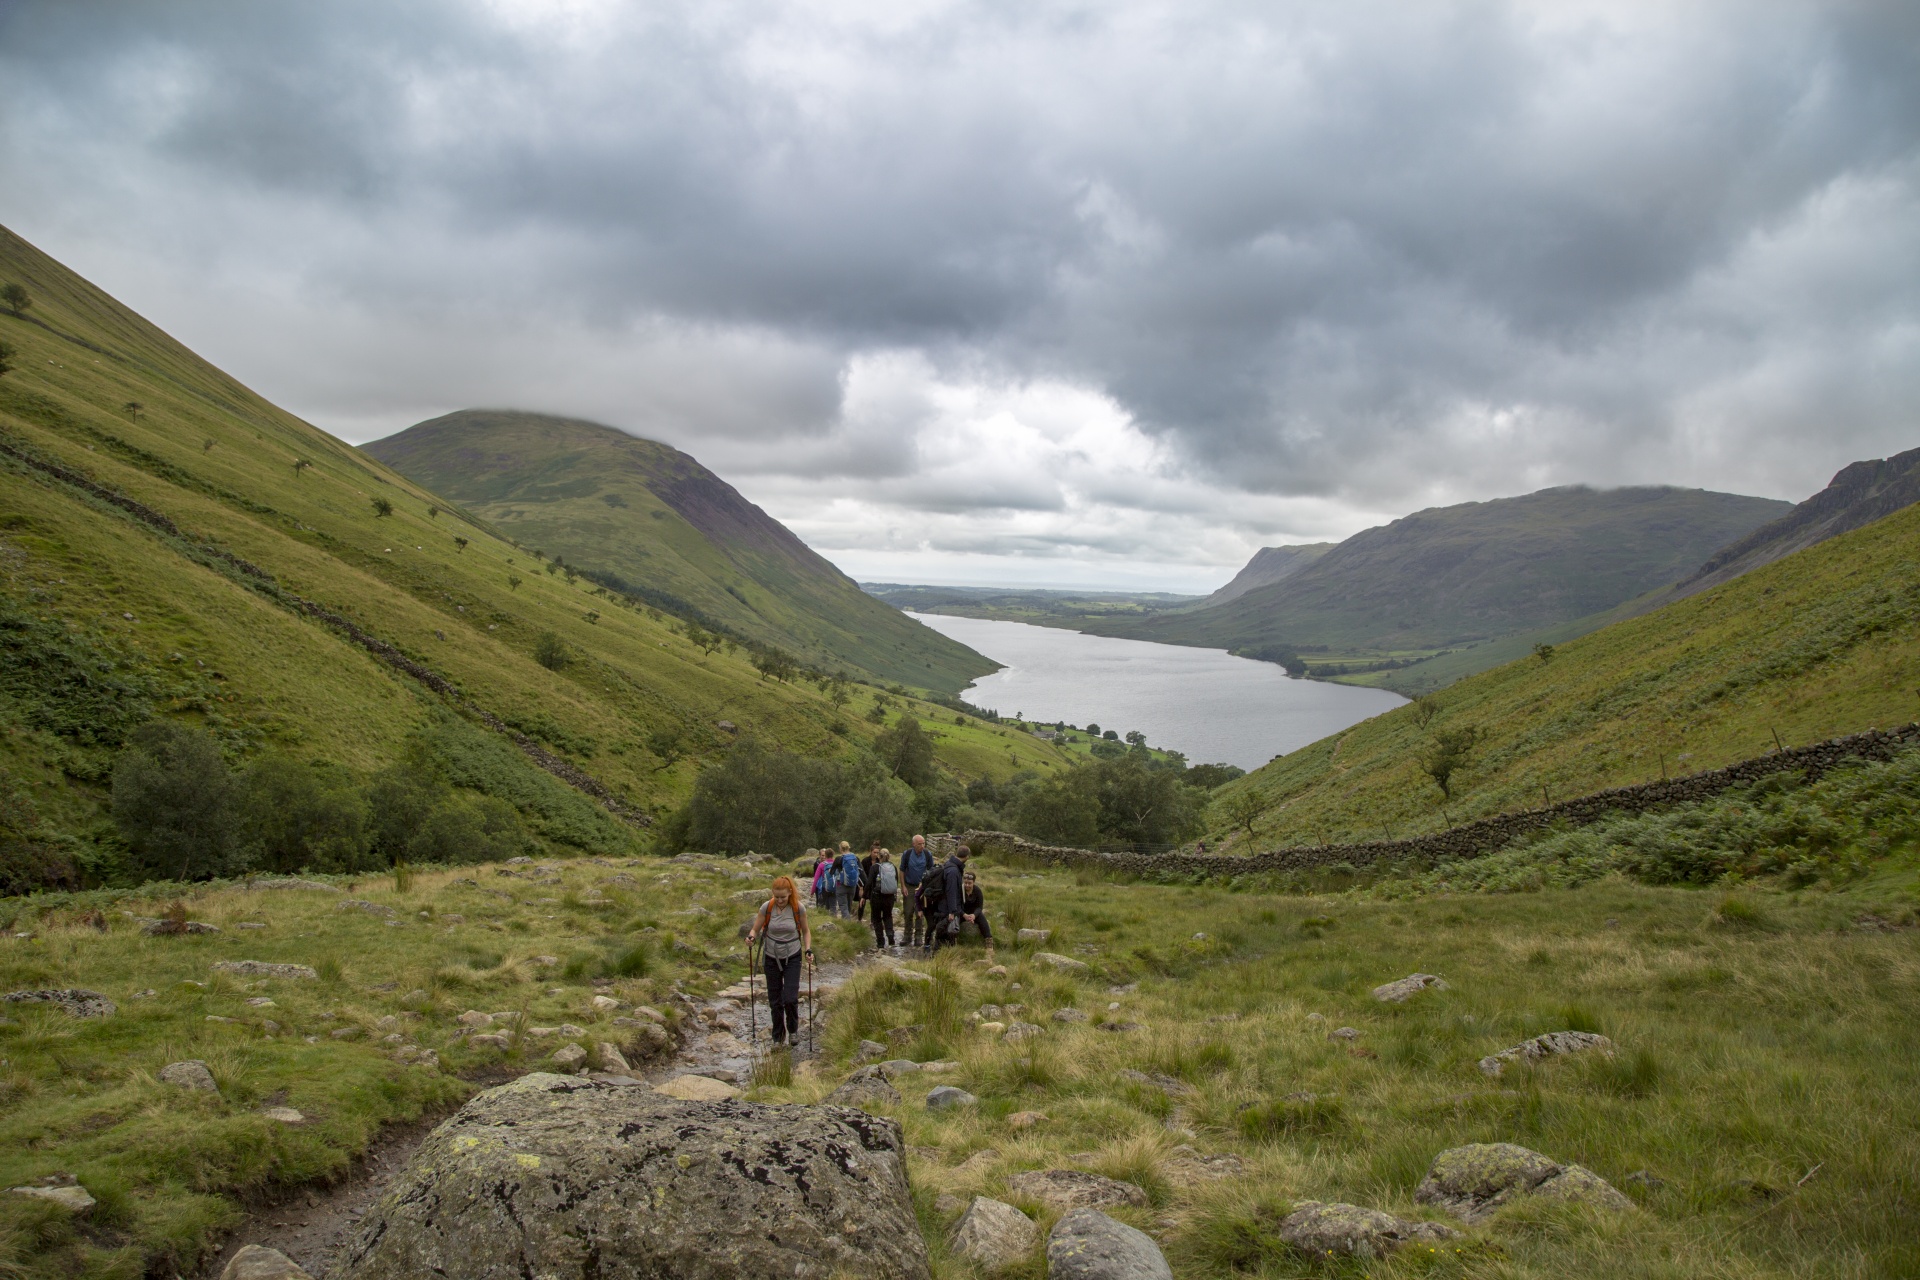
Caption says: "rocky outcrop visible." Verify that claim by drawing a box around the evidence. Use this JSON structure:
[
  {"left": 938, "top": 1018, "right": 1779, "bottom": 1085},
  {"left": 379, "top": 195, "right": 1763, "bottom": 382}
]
[
  {"left": 1277, "top": 1202, "right": 1459, "bottom": 1258},
  {"left": 3, "top": 989, "right": 115, "bottom": 1018},
  {"left": 211, "top": 961, "right": 318, "bottom": 980},
  {"left": 333, "top": 1073, "right": 929, "bottom": 1280},
  {"left": 828, "top": 1074, "right": 902, "bottom": 1108},
  {"left": 1478, "top": 1031, "right": 1615, "bottom": 1077},
  {"left": 1006, "top": 1170, "right": 1147, "bottom": 1212},
  {"left": 1416, "top": 1143, "right": 1631, "bottom": 1222},
  {"left": 1031, "top": 953, "right": 1091, "bottom": 975},
  {"left": 8, "top": 1174, "right": 95, "bottom": 1216},
  {"left": 1045, "top": 1209, "right": 1171, "bottom": 1280},
  {"left": 951, "top": 1197, "right": 1037, "bottom": 1271},
  {"left": 219, "top": 1244, "right": 314, "bottom": 1280},
  {"left": 1371, "top": 974, "right": 1448, "bottom": 1002},
  {"left": 158, "top": 1060, "right": 219, "bottom": 1092}
]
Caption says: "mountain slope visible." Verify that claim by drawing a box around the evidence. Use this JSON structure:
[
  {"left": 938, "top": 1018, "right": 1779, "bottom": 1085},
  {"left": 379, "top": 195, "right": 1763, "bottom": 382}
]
[
  {"left": 1208, "top": 493, "right": 1920, "bottom": 848},
  {"left": 1106, "top": 485, "right": 1791, "bottom": 654},
  {"left": 364, "top": 410, "right": 995, "bottom": 694},
  {"left": 1192, "top": 542, "right": 1332, "bottom": 608},
  {"left": 0, "top": 226, "right": 1065, "bottom": 878}
]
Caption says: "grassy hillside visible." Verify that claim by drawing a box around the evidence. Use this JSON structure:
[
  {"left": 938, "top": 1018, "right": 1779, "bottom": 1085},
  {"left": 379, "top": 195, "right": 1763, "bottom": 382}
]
[
  {"left": 1100, "top": 485, "right": 1790, "bottom": 655},
  {"left": 1207, "top": 495, "right": 1920, "bottom": 849},
  {"left": 863, "top": 584, "right": 1203, "bottom": 630},
  {"left": 365, "top": 412, "right": 995, "bottom": 694},
  {"left": 0, "top": 227, "right": 1066, "bottom": 880}
]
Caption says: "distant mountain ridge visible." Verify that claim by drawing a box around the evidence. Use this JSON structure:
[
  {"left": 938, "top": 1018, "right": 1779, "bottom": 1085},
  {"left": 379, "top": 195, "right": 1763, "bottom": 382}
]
[
  {"left": 365, "top": 410, "right": 995, "bottom": 692},
  {"left": 1194, "top": 543, "right": 1333, "bottom": 608}
]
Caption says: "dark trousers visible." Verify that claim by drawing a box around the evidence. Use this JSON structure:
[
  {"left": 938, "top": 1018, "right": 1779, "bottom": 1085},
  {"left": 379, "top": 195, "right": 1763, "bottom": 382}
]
[
  {"left": 931, "top": 913, "right": 990, "bottom": 953},
  {"left": 763, "top": 951, "right": 802, "bottom": 1040},
  {"left": 869, "top": 894, "right": 896, "bottom": 946},
  {"left": 903, "top": 887, "right": 924, "bottom": 944}
]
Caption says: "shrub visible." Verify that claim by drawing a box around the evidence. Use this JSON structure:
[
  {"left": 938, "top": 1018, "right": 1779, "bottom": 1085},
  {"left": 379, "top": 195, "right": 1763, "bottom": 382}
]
[
  {"left": 534, "top": 632, "right": 571, "bottom": 671},
  {"left": 238, "top": 755, "right": 372, "bottom": 873},
  {"left": 112, "top": 722, "right": 240, "bottom": 881},
  {"left": 1237, "top": 1092, "right": 1348, "bottom": 1141}
]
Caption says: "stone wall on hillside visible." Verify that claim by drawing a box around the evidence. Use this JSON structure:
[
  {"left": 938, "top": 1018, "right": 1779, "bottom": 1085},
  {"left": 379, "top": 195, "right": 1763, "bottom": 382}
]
[{"left": 934, "top": 723, "right": 1920, "bottom": 879}]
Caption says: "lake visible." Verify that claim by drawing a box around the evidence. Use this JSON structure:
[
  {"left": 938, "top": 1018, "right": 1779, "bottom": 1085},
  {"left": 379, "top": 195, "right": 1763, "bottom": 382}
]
[{"left": 908, "top": 612, "right": 1406, "bottom": 771}]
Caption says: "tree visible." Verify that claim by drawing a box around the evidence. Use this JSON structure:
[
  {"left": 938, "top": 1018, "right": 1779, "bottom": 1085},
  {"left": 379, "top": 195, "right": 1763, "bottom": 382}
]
[
  {"left": 507, "top": 574, "right": 523, "bottom": 591},
  {"left": 121, "top": 401, "right": 142, "bottom": 424},
  {"left": 112, "top": 722, "right": 240, "bottom": 881},
  {"left": 1533, "top": 642, "right": 1556, "bottom": 664},
  {"left": 645, "top": 725, "right": 688, "bottom": 772},
  {"left": 202, "top": 438, "right": 215, "bottom": 452},
  {"left": 874, "top": 715, "right": 936, "bottom": 787},
  {"left": 1, "top": 283, "right": 29, "bottom": 314},
  {"left": 1184, "top": 762, "right": 1245, "bottom": 790},
  {"left": 828, "top": 676, "right": 851, "bottom": 709},
  {"left": 1421, "top": 726, "right": 1482, "bottom": 800},
  {"left": 1124, "top": 730, "right": 1147, "bottom": 746},
  {"left": 1009, "top": 771, "right": 1101, "bottom": 847},
  {"left": 752, "top": 647, "right": 796, "bottom": 682},
  {"left": 1085, "top": 723, "right": 1100, "bottom": 736},
  {"left": 1223, "top": 788, "right": 1270, "bottom": 839},
  {"left": 584, "top": 610, "right": 600, "bottom": 624},
  {"left": 370, "top": 496, "right": 394, "bottom": 517},
  {"left": 238, "top": 756, "right": 371, "bottom": 873},
  {"left": 0, "top": 340, "right": 12, "bottom": 379},
  {"left": 452, "top": 536, "right": 469, "bottom": 552},
  {"left": 427, "top": 505, "right": 440, "bottom": 520},
  {"left": 1102, "top": 729, "right": 1119, "bottom": 741},
  {"left": 1409, "top": 694, "right": 1440, "bottom": 728},
  {"left": 534, "top": 631, "right": 570, "bottom": 671},
  {"left": 1089, "top": 754, "right": 1204, "bottom": 845}
]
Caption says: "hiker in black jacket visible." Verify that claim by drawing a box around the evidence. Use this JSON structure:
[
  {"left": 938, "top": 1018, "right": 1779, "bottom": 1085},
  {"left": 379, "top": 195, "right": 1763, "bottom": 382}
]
[{"left": 930, "top": 844, "right": 970, "bottom": 954}]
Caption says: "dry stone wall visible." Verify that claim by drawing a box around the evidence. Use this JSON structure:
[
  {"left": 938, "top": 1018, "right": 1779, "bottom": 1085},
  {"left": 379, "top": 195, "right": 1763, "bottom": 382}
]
[{"left": 938, "top": 723, "right": 1920, "bottom": 879}]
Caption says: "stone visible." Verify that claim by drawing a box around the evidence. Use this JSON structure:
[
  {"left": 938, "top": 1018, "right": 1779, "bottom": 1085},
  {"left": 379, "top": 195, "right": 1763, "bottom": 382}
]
[
  {"left": 1117, "top": 1069, "right": 1193, "bottom": 1097},
  {"left": 595, "top": 1042, "right": 631, "bottom": 1073},
  {"left": 1004, "top": 1021, "right": 1044, "bottom": 1041},
  {"left": 1016, "top": 928, "right": 1051, "bottom": 944},
  {"left": 891, "top": 968, "right": 933, "bottom": 984},
  {"left": 654, "top": 1074, "right": 741, "bottom": 1102},
  {"left": 262, "top": 1107, "right": 306, "bottom": 1124},
  {"left": 978, "top": 1021, "right": 1007, "bottom": 1036},
  {"left": 1052, "top": 1008, "right": 1088, "bottom": 1023},
  {"left": 920, "top": 1060, "right": 960, "bottom": 1072},
  {"left": 219, "top": 1244, "right": 313, "bottom": 1280},
  {"left": 375, "top": 1014, "right": 399, "bottom": 1031},
  {"left": 1328, "top": 1027, "right": 1361, "bottom": 1041},
  {"left": 926, "top": 1085, "right": 978, "bottom": 1110},
  {"left": 1008, "top": 1111, "right": 1050, "bottom": 1129},
  {"left": 1160, "top": 1146, "right": 1248, "bottom": 1187},
  {"left": 470, "top": 1033, "right": 510, "bottom": 1049},
  {"left": 1371, "top": 973, "right": 1450, "bottom": 1003},
  {"left": 3, "top": 988, "right": 116, "bottom": 1018},
  {"left": 247, "top": 998, "right": 278, "bottom": 1008},
  {"left": 1477, "top": 1030, "right": 1616, "bottom": 1078},
  {"left": 211, "top": 961, "right": 317, "bottom": 980},
  {"left": 1006, "top": 1169, "right": 1148, "bottom": 1212},
  {"left": 951, "top": 1196, "right": 1038, "bottom": 1272},
  {"left": 457, "top": 1010, "right": 494, "bottom": 1027},
  {"left": 329, "top": 1026, "right": 362, "bottom": 1040},
  {"left": 332, "top": 1073, "right": 926, "bottom": 1280},
  {"left": 338, "top": 900, "right": 396, "bottom": 916},
  {"left": 956, "top": 1148, "right": 1000, "bottom": 1174},
  {"left": 855, "top": 1039, "right": 889, "bottom": 1063},
  {"left": 1045, "top": 1208, "right": 1171, "bottom": 1280},
  {"left": 985, "top": 965, "right": 1008, "bottom": 978},
  {"left": 877, "top": 1059, "right": 921, "bottom": 1078},
  {"left": 1276, "top": 1201, "right": 1460, "bottom": 1259},
  {"left": 887, "top": 1024, "right": 925, "bottom": 1044},
  {"left": 826, "top": 1075, "right": 902, "bottom": 1108},
  {"left": 1031, "top": 952, "right": 1090, "bottom": 975},
  {"left": 159, "top": 1060, "right": 219, "bottom": 1091},
  {"left": 9, "top": 1182, "right": 96, "bottom": 1216},
  {"left": 551, "top": 1042, "right": 588, "bottom": 1069},
  {"left": 1094, "top": 1022, "right": 1141, "bottom": 1034},
  {"left": 590, "top": 995, "right": 620, "bottom": 1012},
  {"left": 143, "top": 918, "right": 221, "bottom": 935},
  {"left": 1415, "top": 1142, "right": 1630, "bottom": 1222},
  {"left": 634, "top": 1005, "right": 667, "bottom": 1023}
]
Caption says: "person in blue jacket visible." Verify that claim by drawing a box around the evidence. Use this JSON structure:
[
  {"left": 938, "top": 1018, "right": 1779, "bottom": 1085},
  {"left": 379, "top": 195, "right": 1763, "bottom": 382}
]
[
  {"left": 835, "top": 842, "right": 862, "bottom": 919},
  {"left": 899, "top": 834, "right": 936, "bottom": 948}
]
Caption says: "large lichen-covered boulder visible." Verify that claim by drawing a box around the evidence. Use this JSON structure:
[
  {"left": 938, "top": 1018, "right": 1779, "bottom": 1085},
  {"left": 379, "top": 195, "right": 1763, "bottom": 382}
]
[
  {"left": 1415, "top": 1143, "right": 1631, "bottom": 1222},
  {"left": 333, "top": 1073, "right": 929, "bottom": 1280},
  {"left": 1277, "top": 1201, "right": 1459, "bottom": 1258},
  {"left": 1045, "top": 1209, "right": 1170, "bottom": 1280}
]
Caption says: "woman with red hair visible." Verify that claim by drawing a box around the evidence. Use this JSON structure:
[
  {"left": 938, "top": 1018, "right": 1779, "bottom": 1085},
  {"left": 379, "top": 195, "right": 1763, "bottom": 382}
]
[{"left": 745, "top": 875, "right": 813, "bottom": 1046}]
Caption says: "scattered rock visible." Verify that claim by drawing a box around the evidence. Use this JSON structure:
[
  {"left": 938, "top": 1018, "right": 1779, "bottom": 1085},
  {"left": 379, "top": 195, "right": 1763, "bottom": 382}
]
[
  {"left": 1118, "top": 1069, "right": 1193, "bottom": 1097},
  {"left": 458, "top": 1010, "right": 494, "bottom": 1027},
  {"left": 1416, "top": 1142, "right": 1632, "bottom": 1222},
  {"left": 1277, "top": 1201, "right": 1460, "bottom": 1259},
  {"left": 331, "top": 1072, "right": 927, "bottom": 1280},
  {"left": 1008, "top": 1111, "right": 1050, "bottom": 1129},
  {"left": 1478, "top": 1031, "right": 1616, "bottom": 1078},
  {"left": 211, "top": 961, "right": 318, "bottom": 981},
  {"left": 985, "top": 965, "right": 1008, "bottom": 977},
  {"left": 262, "top": 1107, "right": 306, "bottom": 1123},
  {"left": 1095, "top": 1022, "right": 1142, "bottom": 1034},
  {"left": 877, "top": 1059, "right": 921, "bottom": 1078},
  {"left": 246, "top": 997, "right": 277, "bottom": 1009},
  {"left": 926, "top": 1085, "right": 978, "bottom": 1110},
  {"left": 143, "top": 918, "right": 221, "bottom": 935},
  {"left": 1031, "top": 952, "right": 1090, "bottom": 975},
  {"left": 159, "top": 1060, "right": 219, "bottom": 1092},
  {"left": 329, "top": 1026, "right": 362, "bottom": 1040},
  {"left": 1016, "top": 928, "right": 1052, "bottom": 944},
  {"left": 551, "top": 1043, "right": 588, "bottom": 1069},
  {"left": 595, "top": 1042, "right": 630, "bottom": 1073},
  {"left": 590, "top": 995, "right": 620, "bottom": 1012},
  {"left": 920, "top": 1060, "right": 960, "bottom": 1072},
  {"left": 8, "top": 1176, "right": 95, "bottom": 1216},
  {"left": 1371, "top": 973, "right": 1450, "bottom": 1003},
  {"left": 1004, "top": 1021, "right": 1045, "bottom": 1041},
  {"left": 887, "top": 1024, "right": 925, "bottom": 1044},
  {"left": 891, "top": 969, "right": 933, "bottom": 984},
  {"left": 654, "top": 1074, "right": 741, "bottom": 1102},
  {"left": 338, "top": 900, "right": 397, "bottom": 916},
  {"left": 219, "top": 1244, "right": 313, "bottom": 1280},
  {"left": 3, "top": 988, "right": 116, "bottom": 1018},
  {"left": 531, "top": 955, "right": 559, "bottom": 966},
  {"left": 1161, "top": 1146, "right": 1248, "bottom": 1187},
  {"left": 855, "top": 1039, "right": 890, "bottom": 1063},
  {"left": 1328, "top": 1027, "right": 1361, "bottom": 1041},
  {"left": 827, "top": 1074, "right": 902, "bottom": 1108},
  {"left": 470, "top": 1033, "right": 511, "bottom": 1049},
  {"left": 1006, "top": 1169, "right": 1147, "bottom": 1212},
  {"left": 952, "top": 1196, "right": 1038, "bottom": 1272},
  {"left": 1046, "top": 1208, "right": 1171, "bottom": 1280},
  {"left": 935, "top": 1192, "right": 964, "bottom": 1214},
  {"left": 1052, "top": 1007, "right": 1088, "bottom": 1023}
]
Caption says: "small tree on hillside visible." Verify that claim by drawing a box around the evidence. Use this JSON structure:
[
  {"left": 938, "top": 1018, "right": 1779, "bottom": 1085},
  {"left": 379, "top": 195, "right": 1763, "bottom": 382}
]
[
  {"left": 646, "top": 725, "right": 688, "bottom": 772},
  {"left": 112, "top": 722, "right": 240, "bottom": 881},
  {"left": 122, "top": 401, "right": 143, "bottom": 424},
  {"left": 1223, "top": 788, "right": 1270, "bottom": 840},
  {"left": 874, "top": 715, "right": 936, "bottom": 788},
  {"left": 370, "top": 496, "right": 393, "bottom": 518},
  {"left": 752, "top": 648, "right": 796, "bottom": 682},
  {"left": 1421, "top": 725, "right": 1482, "bottom": 800},
  {"left": 1533, "top": 642, "right": 1555, "bottom": 664},
  {"left": 534, "top": 631, "right": 571, "bottom": 671},
  {"left": 1, "top": 283, "right": 30, "bottom": 314},
  {"left": 427, "top": 505, "right": 440, "bottom": 520},
  {"left": 453, "top": 536, "right": 469, "bottom": 552},
  {"left": 293, "top": 459, "right": 311, "bottom": 476},
  {"left": 507, "top": 574, "right": 523, "bottom": 591},
  {"left": 0, "top": 341, "right": 13, "bottom": 380}
]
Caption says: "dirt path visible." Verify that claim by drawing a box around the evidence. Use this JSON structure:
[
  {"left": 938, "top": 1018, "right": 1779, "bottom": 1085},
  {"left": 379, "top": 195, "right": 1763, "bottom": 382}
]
[{"left": 197, "top": 959, "right": 863, "bottom": 1278}]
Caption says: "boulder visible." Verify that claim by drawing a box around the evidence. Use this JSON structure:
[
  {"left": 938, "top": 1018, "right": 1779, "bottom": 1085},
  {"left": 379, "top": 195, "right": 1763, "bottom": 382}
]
[
  {"left": 655, "top": 1074, "right": 741, "bottom": 1102},
  {"left": 1006, "top": 1169, "right": 1147, "bottom": 1212},
  {"left": 1327, "top": 1027, "right": 1361, "bottom": 1041},
  {"left": 219, "top": 1244, "right": 314, "bottom": 1280},
  {"left": 951, "top": 1197, "right": 1038, "bottom": 1272},
  {"left": 262, "top": 1107, "right": 306, "bottom": 1124},
  {"left": 1045, "top": 1208, "right": 1171, "bottom": 1280},
  {"left": 1031, "top": 953, "right": 1090, "bottom": 975},
  {"left": 1415, "top": 1143, "right": 1630, "bottom": 1222},
  {"left": 3, "top": 988, "right": 116, "bottom": 1018},
  {"left": 877, "top": 1060, "right": 921, "bottom": 1079},
  {"left": 590, "top": 995, "right": 620, "bottom": 1012},
  {"left": 143, "top": 918, "right": 221, "bottom": 935},
  {"left": 470, "top": 1033, "right": 510, "bottom": 1049},
  {"left": 159, "top": 1060, "right": 220, "bottom": 1092},
  {"left": 827, "top": 1075, "right": 902, "bottom": 1108},
  {"left": 926, "top": 1086, "right": 977, "bottom": 1110},
  {"left": 1007, "top": 1111, "right": 1050, "bottom": 1129},
  {"left": 1478, "top": 1031, "right": 1615, "bottom": 1078},
  {"left": 1117, "top": 1070, "right": 1192, "bottom": 1098},
  {"left": 1016, "top": 929, "right": 1051, "bottom": 944},
  {"left": 1051, "top": 1008, "right": 1088, "bottom": 1023},
  {"left": 332, "top": 1073, "right": 927, "bottom": 1280},
  {"left": 595, "top": 1042, "right": 631, "bottom": 1073},
  {"left": 211, "top": 961, "right": 318, "bottom": 980},
  {"left": 8, "top": 1176, "right": 95, "bottom": 1216},
  {"left": 458, "top": 1010, "right": 495, "bottom": 1028},
  {"left": 1004, "top": 1021, "right": 1044, "bottom": 1042},
  {"left": 855, "top": 1039, "right": 889, "bottom": 1063},
  {"left": 890, "top": 969, "right": 933, "bottom": 985},
  {"left": 1371, "top": 973, "right": 1449, "bottom": 1003},
  {"left": 886, "top": 1024, "right": 925, "bottom": 1044},
  {"left": 1276, "top": 1201, "right": 1460, "bottom": 1258}
]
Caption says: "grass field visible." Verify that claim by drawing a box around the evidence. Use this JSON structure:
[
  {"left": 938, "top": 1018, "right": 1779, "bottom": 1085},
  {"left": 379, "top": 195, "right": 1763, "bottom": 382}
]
[{"left": 1204, "top": 498, "right": 1920, "bottom": 851}]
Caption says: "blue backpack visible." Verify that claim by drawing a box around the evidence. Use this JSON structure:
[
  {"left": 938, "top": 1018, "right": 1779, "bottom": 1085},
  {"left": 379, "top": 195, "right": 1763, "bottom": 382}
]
[{"left": 838, "top": 852, "right": 862, "bottom": 885}]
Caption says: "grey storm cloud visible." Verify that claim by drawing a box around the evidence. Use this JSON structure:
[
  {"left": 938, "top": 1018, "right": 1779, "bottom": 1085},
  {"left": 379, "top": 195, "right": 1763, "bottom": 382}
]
[{"left": 1, "top": 0, "right": 1917, "bottom": 585}]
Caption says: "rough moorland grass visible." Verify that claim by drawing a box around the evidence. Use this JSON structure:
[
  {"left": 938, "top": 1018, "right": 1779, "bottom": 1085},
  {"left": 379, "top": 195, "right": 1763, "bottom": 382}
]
[
  {"left": 757, "top": 862, "right": 1920, "bottom": 1279},
  {"left": 0, "top": 857, "right": 875, "bottom": 1279}
]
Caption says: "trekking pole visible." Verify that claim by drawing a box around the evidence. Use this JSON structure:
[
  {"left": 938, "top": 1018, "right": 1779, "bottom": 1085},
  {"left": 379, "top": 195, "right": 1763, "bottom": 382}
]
[
  {"left": 806, "top": 950, "right": 815, "bottom": 1053},
  {"left": 746, "top": 938, "right": 758, "bottom": 1049}
]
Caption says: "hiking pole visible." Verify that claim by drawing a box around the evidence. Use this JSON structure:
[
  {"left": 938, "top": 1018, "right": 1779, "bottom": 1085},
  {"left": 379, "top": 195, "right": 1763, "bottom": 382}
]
[
  {"left": 806, "top": 949, "right": 815, "bottom": 1053},
  {"left": 746, "top": 938, "right": 758, "bottom": 1049}
]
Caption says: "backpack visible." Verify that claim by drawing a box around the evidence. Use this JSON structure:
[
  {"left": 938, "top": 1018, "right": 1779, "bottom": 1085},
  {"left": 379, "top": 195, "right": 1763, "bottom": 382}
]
[
  {"left": 876, "top": 862, "right": 898, "bottom": 895},
  {"left": 839, "top": 852, "right": 862, "bottom": 885},
  {"left": 818, "top": 861, "right": 836, "bottom": 891}
]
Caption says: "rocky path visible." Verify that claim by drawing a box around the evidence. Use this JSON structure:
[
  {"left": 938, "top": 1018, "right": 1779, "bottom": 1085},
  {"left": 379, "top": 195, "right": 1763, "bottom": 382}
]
[{"left": 196, "top": 958, "right": 862, "bottom": 1279}]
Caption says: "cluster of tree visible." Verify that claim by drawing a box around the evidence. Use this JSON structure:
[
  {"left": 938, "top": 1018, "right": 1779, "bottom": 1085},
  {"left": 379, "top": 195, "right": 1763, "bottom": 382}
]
[
  {"left": 947, "top": 752, "right": 1212, "bottom": 847},
  {"left": 1230, "top": 644, "right": 1310, "bottom": 676},
  {"left": 110, "top": 722, "right": 531, "bottom": 882}
]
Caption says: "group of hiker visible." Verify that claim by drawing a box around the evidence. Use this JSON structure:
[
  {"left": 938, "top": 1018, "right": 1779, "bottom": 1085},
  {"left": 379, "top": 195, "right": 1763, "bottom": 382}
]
[{"left": 742, "top": 836, "right": 993, "bottom": 1047}]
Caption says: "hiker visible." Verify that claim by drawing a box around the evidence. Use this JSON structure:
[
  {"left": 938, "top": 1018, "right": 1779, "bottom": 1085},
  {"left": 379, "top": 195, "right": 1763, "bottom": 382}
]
[
  {"left": 744, "top": 875, "right": 813, "bottom": 1046},
  {"left": 810, "top": 848, "right": 834, "bottom": 910},
  {"left": 956, "top": 868, "right": 994, "bottom": 955},
  {"left": 914, "top": 866, "right": 943, "bottom": 956},
  {"left": 835, "top": 841, "right": 861, "bottom": 919},
  {"left": 807, "top": 849, "right": 828, "bottom": 906},
  {"left": 856, "top": 841, "right": 879, "bottom": 921},
  {"left": 930, "top": 843, "right": 971, "bottom": 954},
  {"left": 868, "top": 847, "right": 899, "bottom": 949},
  {"left": 899, "top": 835, "right": 935, "bottom": 947}
]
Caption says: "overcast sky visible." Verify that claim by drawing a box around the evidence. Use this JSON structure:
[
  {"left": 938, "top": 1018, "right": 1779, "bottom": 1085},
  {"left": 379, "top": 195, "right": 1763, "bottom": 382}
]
[{"left": 3, "top": 1, "right": 1917, "bottom": 590}]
